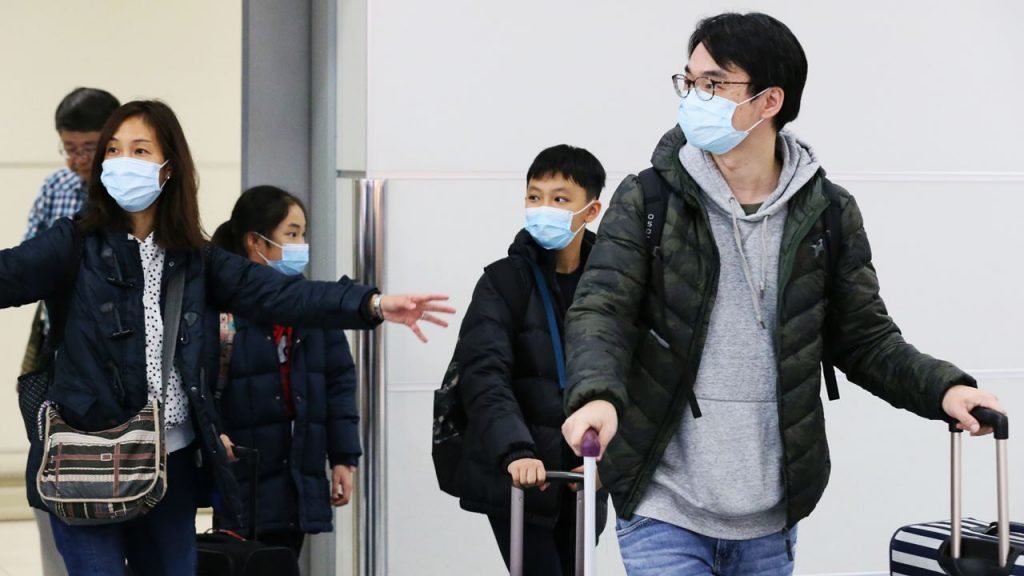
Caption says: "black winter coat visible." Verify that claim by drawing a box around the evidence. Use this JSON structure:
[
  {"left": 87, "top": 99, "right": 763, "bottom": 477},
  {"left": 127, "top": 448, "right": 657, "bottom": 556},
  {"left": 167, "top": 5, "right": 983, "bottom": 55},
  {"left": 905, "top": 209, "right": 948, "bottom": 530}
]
[
  {"left": 455, "top": 230, "right": 607, "bottom": 529},
  {"left": 0, "top": 219, "right": 379, "bottom": 520},
  {"left": 212, "top": 315, "right": 360, "bottom": 534}
]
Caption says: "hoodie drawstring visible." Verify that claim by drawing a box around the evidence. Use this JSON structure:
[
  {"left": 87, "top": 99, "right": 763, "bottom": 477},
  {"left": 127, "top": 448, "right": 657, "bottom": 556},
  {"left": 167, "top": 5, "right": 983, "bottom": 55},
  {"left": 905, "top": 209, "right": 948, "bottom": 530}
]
[
  {"left": 728, "top": 197, "right": 769, "bottom": 329},
  {"left": 760, "top": 212, "right": 769, "bottom": 297}
]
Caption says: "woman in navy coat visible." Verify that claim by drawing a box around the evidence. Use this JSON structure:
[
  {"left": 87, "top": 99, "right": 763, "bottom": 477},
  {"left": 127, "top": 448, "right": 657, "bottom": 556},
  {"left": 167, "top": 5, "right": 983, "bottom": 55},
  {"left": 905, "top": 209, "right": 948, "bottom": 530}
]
[{"left": 0, "top": 100, "right": 452, "bottom": 576}]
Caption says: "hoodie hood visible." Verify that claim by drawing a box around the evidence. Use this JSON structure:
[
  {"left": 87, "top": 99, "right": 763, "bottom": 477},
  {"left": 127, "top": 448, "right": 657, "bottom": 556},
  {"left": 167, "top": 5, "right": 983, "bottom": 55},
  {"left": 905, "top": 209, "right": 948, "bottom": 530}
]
[
  {"left": 680, "top": 130, "right": 821, "bottom": 222},
  {"left": 677, "top": 130, "right": 820, "bottom": 330}
]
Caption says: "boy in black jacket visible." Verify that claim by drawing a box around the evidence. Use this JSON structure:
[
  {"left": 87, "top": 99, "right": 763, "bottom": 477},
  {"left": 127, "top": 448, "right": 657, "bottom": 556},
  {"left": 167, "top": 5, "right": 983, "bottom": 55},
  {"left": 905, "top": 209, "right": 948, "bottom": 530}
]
[{"left": 454, "top": 145, "right": 607, "bottom": 575}]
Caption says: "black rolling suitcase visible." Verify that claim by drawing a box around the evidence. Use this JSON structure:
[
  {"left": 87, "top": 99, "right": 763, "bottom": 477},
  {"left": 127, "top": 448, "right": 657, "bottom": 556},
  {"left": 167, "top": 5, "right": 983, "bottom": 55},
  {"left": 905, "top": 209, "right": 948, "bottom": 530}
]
[
  {"left": 197, "top": 446, "right": 300, "bottom": 576},
  {"left": 890, "top": 408, "right": 1023, "bottom": 575}
]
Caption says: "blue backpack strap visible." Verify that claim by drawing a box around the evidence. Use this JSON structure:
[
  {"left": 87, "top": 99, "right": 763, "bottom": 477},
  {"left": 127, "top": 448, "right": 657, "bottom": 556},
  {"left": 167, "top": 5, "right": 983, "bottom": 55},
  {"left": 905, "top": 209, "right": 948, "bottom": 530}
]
[{"left": 525, "top": 260, "right": 566, "bottom": 389}]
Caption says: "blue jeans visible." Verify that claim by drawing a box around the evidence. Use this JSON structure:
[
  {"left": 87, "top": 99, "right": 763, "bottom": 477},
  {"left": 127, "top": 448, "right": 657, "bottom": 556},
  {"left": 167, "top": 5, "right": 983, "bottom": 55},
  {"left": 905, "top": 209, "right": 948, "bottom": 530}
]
[
  {"left": 615, "top": 515, "right": 797, "bottom": 576},
  {"left": 49, "top": 447, "right": 199, "bottom": 576}
]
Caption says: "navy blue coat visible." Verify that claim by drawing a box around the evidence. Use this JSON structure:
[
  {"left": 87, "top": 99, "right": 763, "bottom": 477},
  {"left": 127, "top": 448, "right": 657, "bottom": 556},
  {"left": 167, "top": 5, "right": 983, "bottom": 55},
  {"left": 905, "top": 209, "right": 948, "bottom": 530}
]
[
  {"left": 0, "top": 219, "right": 379, "bottom": 519},
  {"left": 213, "top": 315, "right": 360, "bottom": 534}
]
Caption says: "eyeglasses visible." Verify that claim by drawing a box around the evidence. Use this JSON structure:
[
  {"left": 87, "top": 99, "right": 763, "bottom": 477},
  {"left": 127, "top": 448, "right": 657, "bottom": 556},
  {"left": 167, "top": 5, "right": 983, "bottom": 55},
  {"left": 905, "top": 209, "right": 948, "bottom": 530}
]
[
  {"left": 59, "top": 144, "right": 98, "bottom": 160},
  {"left": 672, "top": 74, "right": 754, "bottom": 101}
]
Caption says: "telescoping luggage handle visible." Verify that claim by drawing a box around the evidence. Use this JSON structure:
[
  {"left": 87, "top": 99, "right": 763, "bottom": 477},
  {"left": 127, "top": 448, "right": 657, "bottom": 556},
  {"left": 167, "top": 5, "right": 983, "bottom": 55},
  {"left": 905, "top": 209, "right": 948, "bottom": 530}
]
[
  {"left": 946, "top": 407, "right": 1011, "bottom": 570},
  {"left": 231, "top": 445, "right": 261, "bottom": 541},
  {"left": 510, "top": 429, "right": 600, "bottom": 576}
]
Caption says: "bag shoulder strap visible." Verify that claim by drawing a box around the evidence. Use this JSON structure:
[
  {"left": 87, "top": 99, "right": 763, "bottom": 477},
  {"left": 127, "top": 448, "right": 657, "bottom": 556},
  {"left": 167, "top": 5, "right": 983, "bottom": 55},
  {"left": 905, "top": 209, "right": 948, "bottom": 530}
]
[
  {"left": 820, "top": 180, "right": 844, "bottom": 401},
  {"left": 638, "top": 168, "right": 669, "bottom": 256},
  {"left": 161, "top": 267, "right": 186, "bottom": 405},
  {"left": 524, "top": 259, "right": 566, "bottom": 389}
]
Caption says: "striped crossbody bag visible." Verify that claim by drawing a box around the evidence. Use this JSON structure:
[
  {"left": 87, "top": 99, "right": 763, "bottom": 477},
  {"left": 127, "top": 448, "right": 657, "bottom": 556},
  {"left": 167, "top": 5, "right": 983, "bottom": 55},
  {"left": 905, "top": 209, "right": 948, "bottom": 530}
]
[{"left": 36, "top": 266, "right": 185, "bottom": 525}]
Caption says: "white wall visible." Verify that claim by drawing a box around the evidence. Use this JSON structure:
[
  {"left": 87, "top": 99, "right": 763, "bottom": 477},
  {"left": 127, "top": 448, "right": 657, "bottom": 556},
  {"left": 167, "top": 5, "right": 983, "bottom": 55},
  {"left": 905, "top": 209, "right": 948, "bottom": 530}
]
[
  {"left": 343, "top": 1, "right": 1024, "bottom": 574},
  {"left": 0, "top": 1, "right": 242, "bottom": 488}
]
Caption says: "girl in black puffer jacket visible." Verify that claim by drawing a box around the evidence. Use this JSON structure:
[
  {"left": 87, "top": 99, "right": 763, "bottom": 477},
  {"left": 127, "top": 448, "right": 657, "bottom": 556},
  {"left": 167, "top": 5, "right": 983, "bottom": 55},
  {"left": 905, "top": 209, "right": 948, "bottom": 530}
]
[{"left": 454, "top": 145, "right": 608, "bottom": 576}]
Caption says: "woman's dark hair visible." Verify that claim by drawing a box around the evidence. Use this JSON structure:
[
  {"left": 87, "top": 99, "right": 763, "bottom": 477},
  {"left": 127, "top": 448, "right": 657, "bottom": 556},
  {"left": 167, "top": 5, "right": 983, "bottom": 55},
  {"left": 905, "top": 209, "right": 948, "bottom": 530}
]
[
  {"left": 211, "top": 186, "right": 307, "bottom": 257},
  {"left": 55, "top": 87, "right": 120, "bottom": 133},
  {"left": 80, "top": 100, "right": 205, "bottom": 251},
  {"left": 689, "top": 12, "right": 808, "bottom": 130}
]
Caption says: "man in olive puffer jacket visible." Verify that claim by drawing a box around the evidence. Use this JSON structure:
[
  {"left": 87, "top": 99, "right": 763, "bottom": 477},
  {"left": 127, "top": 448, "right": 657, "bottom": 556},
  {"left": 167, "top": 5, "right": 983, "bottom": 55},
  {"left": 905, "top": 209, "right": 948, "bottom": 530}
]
[{"left": 560, "top": 12, "right": 1005, "bottom": 576}]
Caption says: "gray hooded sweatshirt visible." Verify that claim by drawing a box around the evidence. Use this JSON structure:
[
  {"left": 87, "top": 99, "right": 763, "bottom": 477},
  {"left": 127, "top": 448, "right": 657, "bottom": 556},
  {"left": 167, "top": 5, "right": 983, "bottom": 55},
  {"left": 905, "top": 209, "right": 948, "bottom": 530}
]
[{"left": 633, "top": 132, "right": 821, "bottom": 540}]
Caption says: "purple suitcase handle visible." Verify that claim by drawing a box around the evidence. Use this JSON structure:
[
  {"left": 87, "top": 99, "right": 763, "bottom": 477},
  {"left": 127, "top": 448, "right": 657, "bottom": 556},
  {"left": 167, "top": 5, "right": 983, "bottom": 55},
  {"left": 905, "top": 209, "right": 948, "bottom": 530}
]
[{"left": 581, "top": 429, "right": 600, "bottom": 458}]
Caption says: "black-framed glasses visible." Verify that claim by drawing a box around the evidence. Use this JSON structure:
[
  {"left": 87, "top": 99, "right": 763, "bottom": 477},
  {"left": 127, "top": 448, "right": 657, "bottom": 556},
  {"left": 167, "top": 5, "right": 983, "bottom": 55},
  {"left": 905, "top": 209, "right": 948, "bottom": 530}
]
[
  {"left": 59, "top": 143, "right": 98, "bottom": 160},
  {"left": 672, "top": 74, "right": 754, "bottom": 101}
]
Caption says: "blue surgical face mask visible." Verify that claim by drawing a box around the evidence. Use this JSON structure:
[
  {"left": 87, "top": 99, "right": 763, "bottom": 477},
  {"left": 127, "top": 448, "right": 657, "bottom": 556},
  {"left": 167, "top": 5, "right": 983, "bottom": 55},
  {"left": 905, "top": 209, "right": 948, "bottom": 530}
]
[
  {"left": 100, "top": 157, "right": 170, "bottom": 213},
  {"left": 256, "top": 233, "right": 309, "bottom": 276},
  {"left": 524, "top": 200, "right": 595, "bottom": 251},
  {"left": 677, "top": 88, "right": 769, "bottom": 155}
]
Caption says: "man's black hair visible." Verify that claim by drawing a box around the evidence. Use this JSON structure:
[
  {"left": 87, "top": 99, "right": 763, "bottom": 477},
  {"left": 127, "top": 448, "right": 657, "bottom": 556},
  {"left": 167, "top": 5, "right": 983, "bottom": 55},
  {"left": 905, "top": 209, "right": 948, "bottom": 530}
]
[
  {"left": 526, "top": 144, "right": 606, "bottom": 201},
  {"left": 55, "top": 87, "right": 121, "bottom": 132},
  {"left": 689, "top": 12, "right": 808, "bottom": 130}
]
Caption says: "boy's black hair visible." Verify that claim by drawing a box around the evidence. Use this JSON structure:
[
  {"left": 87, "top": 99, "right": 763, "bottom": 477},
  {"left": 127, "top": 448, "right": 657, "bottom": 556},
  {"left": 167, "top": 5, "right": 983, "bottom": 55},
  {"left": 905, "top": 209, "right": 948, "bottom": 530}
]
[
  {"left": 689, "top": 12, "right": 808, "bottom": 130},
  {"left": 55, "top": 88, "right": 120, "bottom": 132},
  {"left": 527, "top": 144, "right": 606, "bottom": 201}
]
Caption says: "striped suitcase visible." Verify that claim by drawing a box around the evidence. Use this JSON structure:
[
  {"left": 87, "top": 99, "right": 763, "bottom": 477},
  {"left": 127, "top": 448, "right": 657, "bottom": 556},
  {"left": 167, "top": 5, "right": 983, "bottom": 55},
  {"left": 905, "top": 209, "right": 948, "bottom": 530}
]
[
  {"left": 891, "top": 519, "right": 1024, "bottom": 575},
  {"left": 890, "top": 408, "right": 1022, "bottom": 575}
]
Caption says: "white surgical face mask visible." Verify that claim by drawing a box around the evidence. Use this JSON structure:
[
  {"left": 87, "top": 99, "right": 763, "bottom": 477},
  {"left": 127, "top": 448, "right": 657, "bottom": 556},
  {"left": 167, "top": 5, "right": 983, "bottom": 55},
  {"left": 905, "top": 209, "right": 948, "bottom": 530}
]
[
  {"left": 524, "top": 200, "right": 595, "bottom": 250},
  {"left": 101, "top": 157, "right": 170, "bottom": 212},
  {"left": 256, "top": 233, "right": 310, "bottom": 276},
  {"left": 677, "top": 87, "right": 769, "bottom": 154}
]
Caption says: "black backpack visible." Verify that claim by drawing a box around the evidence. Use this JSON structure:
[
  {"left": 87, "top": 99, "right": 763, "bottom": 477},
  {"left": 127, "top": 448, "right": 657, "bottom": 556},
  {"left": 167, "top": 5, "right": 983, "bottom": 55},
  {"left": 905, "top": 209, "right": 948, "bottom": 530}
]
[
  {"left": 432, "top": 258, "right": 529, "bottom": 497},
  {"left": 637, "top": 167, "right": 844, "bottom": 404}
]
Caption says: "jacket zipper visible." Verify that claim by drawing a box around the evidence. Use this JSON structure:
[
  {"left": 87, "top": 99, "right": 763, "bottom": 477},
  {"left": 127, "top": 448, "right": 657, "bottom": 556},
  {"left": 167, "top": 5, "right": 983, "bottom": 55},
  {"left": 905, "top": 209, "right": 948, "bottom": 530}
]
[{"left": 774, "top": 178, "right": 831, "bottom": 529}]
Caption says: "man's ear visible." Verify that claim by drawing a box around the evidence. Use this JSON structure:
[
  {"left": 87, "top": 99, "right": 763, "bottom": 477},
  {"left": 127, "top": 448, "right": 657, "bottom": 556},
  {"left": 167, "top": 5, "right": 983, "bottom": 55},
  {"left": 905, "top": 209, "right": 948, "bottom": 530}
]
[{"left": 761, "top": 87, "right": 785, "bottom": 121}]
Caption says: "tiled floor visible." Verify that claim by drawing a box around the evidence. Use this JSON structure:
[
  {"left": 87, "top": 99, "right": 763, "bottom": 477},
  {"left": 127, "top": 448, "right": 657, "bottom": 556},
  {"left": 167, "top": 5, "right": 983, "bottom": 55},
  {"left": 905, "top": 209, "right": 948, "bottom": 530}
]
[
  {"left": 0, "top": 519, "right": 46, "bottom": 576},
  {"left": 0, "top": 513, "right": 215, "bottom": 575}
]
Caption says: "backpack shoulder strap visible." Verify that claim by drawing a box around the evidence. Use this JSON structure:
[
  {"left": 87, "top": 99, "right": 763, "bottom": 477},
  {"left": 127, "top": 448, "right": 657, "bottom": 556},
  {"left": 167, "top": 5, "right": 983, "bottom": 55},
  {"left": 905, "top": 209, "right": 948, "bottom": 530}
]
[
  {"left": 637, "top": 168, "right": 701, "bottom": 418},
  {"left": 821, "top": 180, "right": 843, "bottom": 280},
  {"left": 638, "top": 168, "right": 669, "bottom": 256},
  {"left": 820, "top": 179, "right": 844, "bottom": 401}
]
